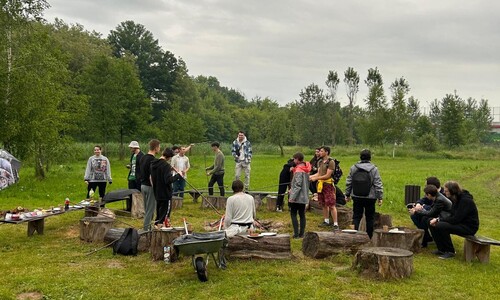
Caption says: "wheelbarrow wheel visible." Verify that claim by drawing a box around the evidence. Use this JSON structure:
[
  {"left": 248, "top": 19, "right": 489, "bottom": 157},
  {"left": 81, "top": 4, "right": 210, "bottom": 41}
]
[{"left": 195, "top": 257, "right": 208, "bottom": 282}]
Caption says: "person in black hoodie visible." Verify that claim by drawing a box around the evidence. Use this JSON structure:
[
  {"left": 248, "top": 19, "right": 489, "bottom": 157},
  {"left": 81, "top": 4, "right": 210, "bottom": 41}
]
[
  {"left": 151, "top": 148, "right": 182, "bottom": 228},
  {"left": 276, "top": 158, "right": 295, "bottom": 212},
  {"left": 429, "top": 181, "right": 479, "bottom": 259}
]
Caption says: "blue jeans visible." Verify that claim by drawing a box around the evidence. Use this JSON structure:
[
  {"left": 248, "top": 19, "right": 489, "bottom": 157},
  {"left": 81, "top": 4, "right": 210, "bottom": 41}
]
[{"left": 173, "top": 177, "right": 186, "bottom": 198}]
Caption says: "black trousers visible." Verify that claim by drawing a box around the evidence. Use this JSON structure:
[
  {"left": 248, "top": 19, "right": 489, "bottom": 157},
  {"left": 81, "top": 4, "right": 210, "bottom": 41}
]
[
  {"left": 208, "top": 174, "right": 225, "bottom": 196},
  {"left": 87, "top": 182, "right": 107, "bottom": 199},
  {"left": 429, "top": 221, "right": 477, "bottom": 253},
  {"left": 276, "top": 183, "right": 289, "bottom": 208},
  {"left": 352, "top": 198, "right": 376, "bottom": 238},
  {"left": 155, "top": 199, "right": 172, "bottom": 225},
  {"left": 289, "top": 202, "right": 306, "bottom": 237},
  {"left": 411, "top": 213, "right": 433, "bottom": 246}
]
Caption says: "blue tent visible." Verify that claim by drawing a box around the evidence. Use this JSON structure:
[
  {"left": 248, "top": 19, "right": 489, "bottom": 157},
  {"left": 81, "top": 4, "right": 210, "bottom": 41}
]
[{"left": 0, "top": 149, "right": 21, "bottom": 190}]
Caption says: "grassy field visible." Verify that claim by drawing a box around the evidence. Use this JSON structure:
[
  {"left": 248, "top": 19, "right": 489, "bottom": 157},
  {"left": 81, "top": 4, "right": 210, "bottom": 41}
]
[{"left": 1, "top": 149, "right": 500, "bottom": 300}]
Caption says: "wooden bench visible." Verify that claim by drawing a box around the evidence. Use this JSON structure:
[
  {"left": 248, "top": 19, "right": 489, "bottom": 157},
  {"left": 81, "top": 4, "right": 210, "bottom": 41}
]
[
  {"left": 0, "top": 207, "right": 83, "bottom": 237},
  {"left": 463, "top": 235, "right": 500, "bottom": 263}
]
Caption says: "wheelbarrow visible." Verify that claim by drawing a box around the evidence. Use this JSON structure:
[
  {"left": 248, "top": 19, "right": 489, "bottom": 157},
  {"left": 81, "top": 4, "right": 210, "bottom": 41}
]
[{"left": 173, "top": 218, "right": 227, "bottom": 282}]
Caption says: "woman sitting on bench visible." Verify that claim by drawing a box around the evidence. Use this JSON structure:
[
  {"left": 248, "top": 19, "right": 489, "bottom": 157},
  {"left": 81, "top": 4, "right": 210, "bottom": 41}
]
[{"left": 429, "top": 181, "right": 479, "bottom": 259}]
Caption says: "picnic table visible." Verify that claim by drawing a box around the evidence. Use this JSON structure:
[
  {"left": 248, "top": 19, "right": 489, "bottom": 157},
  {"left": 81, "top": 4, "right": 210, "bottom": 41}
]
[{"left": 0, "top": 207, "right": 83, "bottom": 236}]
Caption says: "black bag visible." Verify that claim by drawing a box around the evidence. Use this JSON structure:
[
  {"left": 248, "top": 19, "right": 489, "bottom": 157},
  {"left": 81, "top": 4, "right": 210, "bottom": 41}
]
[
  {"left": 335, "top": 185, "right": 346, "bottom": 206},
  {"left": 324, "top": 158, "right": 343, "bottom": 185},
  {"left": 351, "top": 166, "right": 372, "bottom": 197},
  {"left": 113, "top": 228, "right": 139, "bottom": 256}
]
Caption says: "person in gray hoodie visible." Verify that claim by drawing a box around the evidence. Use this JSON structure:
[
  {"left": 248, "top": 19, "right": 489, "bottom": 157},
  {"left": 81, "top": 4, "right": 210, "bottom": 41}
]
[
  {"left": 345, "top": 149, "right": 383, "bottom": 238},
  {"left": 288, "top": 152, "right": 311, "bottom": 238}
]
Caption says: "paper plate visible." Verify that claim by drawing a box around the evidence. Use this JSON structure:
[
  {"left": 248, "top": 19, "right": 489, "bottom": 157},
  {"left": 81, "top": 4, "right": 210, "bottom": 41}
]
[
  {"left": 342, "top": 229, "right": 358, "bottom": 234},
  {"left": 247, "top": 234, "right": 263, "bottom": 238},
  {"left": 261, "top": 232, "right": 277, "bottom": 236}
]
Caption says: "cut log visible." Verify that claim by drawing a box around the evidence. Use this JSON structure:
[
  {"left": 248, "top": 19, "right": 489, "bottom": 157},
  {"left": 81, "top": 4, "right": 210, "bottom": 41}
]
[
  {"left": 131, "top": 192, "right": 144, "bottom": 218},
  {"left": 226, "top": 234, "right": 291, "bottom": 260},
  {"left": 266, "top": 195, "right": 277, "bottom": 211},
  {"left": 150, "top": 228, "right": 186, "bottom": 261},
  {"left": 352, "top": 247, "right": 413, "bottom": 280},
  {"left": 372, "top": 227, "right": 424, "bottom": 253},
  {"left": 201, "top": 196, "right": 227, "bottom": 210},
  {"left": 253, "top": 194, "right": 262, "bottom": 211},
  {"left": 302, "top": 231, "right": 371, "bottom": 259},
  {"left": 104, "top": 228, "right": 151, "bottom": 252},
  {"left": 79, "top": 216, "right": 114, "bottom": 243},
  {"left": 308, "top": 202, "right": 353, "bottom": 229},
  {"left": 172, "top": 196, "right": 183, "bottom": 210},
  {"left": 359, "top": 212, "right": 393, "bottom": 232}
]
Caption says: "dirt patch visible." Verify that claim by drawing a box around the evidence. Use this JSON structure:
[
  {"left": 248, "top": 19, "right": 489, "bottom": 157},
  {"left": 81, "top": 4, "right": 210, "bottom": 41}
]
[
  {"left": 16, "top": 292, "right": 43, "bottom": 300},
  {"left": 107, "top": 260, "right": 125, "bottom": 269}
]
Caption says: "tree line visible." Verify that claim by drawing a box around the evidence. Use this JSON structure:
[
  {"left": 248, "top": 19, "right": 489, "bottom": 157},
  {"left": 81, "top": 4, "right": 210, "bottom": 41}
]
[{"left": 0, "top": 1, "right": 494, "bottom": 177}]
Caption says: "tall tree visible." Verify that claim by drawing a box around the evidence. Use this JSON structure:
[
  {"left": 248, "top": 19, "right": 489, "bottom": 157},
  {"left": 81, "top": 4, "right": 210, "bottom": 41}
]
[
  {"left": 359, "top": 67, "right": 387, "bottom": 146},
  {"left": 437, "top": 93, "right": 466, "bottom": 147},
  {"left": 325, "top": 70, "right": 343, "bottom": 144},
  {"left": 344, "top": 67, "right": 359, "bottom": 144},
  {"left": 387, "top": 77, "right": 411, "bottom": 144}
]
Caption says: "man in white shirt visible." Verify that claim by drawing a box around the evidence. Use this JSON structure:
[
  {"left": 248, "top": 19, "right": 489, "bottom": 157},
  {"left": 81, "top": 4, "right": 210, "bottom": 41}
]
[
  {"left": 224, "top": 180, "right": 256, "bottom": 237},
  {"left": 171, "top": 146, "right": 190, "bottom": 199}
]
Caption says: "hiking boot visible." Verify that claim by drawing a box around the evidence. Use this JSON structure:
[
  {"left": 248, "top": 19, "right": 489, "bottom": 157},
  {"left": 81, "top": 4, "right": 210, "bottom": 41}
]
[
  {"left": 431, "top": 250, "right": 444, "bottom": 255},
  {"left": 438, "top": 252, "right": 456, "bottom": 259},
  {"left": 332, "top": 225, "right": 340, "bottom": 231},
  {"left": 319, "top": 221, "right": 331, "bottom": 227}
]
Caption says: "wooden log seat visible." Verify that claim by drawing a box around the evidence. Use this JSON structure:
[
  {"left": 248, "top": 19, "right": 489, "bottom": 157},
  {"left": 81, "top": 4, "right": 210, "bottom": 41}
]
[
  {"left": 79, "top": 216, "right": 115, "bottom": 243},
  {"left": 201, "top": 196, "right": 227, "bottom": 210},
  {"left": 225, "top": 234, "right": 291, "bottom": 260},
  {"left": 131, "top": 192, "right": 145, "bottom": 218},
  {"left": 104, "top": 228, "right": 152, "bottom": 253},
  {"left": 352, "top": 247, "right": 413, "bottom": 280},
  {"left": 308, "top": 202, "right": 353, "bottom": 229},
  {"left": 150, "top": 227, "right": 188, "bottom": 261},
  {"left": 266, "top": 195, "right": 278, "bottom": 211},
  {"left": 302, "top": 231, "right": 371, "bottom": 258},
  {"left": 358, "top": 212, "right": 393, "bottom": 232},
  {"left": 372, "top": 227, "right": 424, "bottom": 253},
  {"left": 463, "top": 235, "right": 500, "bottom": 263},
  {"left": 171, "top": 196, "right": 183, "bottom": 210}
]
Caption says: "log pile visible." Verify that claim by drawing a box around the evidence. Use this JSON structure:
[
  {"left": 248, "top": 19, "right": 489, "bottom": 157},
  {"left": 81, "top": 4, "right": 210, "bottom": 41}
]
[
  {"left": 225, "top": 234, "right": 291, "bottom": 260},
  {"left": 302, "top": 231, "right": 371, "bottom": 258},
  {"left": 371, "top": 227, "right": 424, "bottom": 253},
  {"left": 352, "top": 247, "right": 413, "bottom": 280}
]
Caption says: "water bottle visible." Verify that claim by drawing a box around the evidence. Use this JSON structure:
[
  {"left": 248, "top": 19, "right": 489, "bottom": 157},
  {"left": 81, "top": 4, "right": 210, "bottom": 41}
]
[
  {"left": 64, "top": 198, "right": 70, "bottom": 211},
  {"left": 163, "top": 246, "right": 171, "bottom": 264}
]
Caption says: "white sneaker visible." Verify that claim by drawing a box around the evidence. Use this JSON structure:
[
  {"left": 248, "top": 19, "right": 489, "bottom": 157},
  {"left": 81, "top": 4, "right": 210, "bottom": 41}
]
[{"left": 276, "top": 207, "right": 283, "bottom": 212}]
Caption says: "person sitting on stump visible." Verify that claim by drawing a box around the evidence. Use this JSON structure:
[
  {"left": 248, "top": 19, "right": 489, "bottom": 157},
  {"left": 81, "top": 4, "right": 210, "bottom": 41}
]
[{"left": 224, "top": 180, "right": 256, "bottom": 237}]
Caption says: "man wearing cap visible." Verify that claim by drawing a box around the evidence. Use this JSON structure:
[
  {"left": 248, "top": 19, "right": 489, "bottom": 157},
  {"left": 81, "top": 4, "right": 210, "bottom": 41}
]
[{"left": 127, "top": 141, "right": 144, "bottom": 191}]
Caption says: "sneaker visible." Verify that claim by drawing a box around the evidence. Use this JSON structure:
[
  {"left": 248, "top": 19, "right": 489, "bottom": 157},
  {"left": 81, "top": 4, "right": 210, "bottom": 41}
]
[
  {"left": 313, "top": 193, "right": 318, "bottom": 201},
  {"left": 319, "top": 221, "right": 331, "bottom": 227},
  {"left": 431, "top": 250, "right": 444, "bottom": 256},
  {"left": 276, "top": 207, "right": 283, "bottom": 212},
  {"left": 332, "top": 225, "right": 340, "bottom": 231},
  {"left": 438, "top": 252, "right": 456, "bottom": 259}
]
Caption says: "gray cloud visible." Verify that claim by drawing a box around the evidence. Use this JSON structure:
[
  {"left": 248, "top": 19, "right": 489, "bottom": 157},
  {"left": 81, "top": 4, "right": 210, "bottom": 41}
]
[{"left": 44, "top": 0, "right": 500, "bottom": 117}]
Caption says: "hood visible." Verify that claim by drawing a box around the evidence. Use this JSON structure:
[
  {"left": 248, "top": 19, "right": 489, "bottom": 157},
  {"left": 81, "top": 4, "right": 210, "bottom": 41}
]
[
  {"left": 236, "top": 136, "right": 247, "bottom": 144},
  {"left": 151, "top": 158, "right": 166, "bottom": 171},
  {"left": 355, "top": 161, "right": 375, "bottom": 172},
  {"left": 294, "top": 161, "right": 311, "bottom": 173}
]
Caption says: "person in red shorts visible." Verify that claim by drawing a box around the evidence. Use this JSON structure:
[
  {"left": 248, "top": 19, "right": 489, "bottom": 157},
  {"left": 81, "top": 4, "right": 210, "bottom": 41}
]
[{"left": 309, "top": 146, "right": 338, "bottom": 229}]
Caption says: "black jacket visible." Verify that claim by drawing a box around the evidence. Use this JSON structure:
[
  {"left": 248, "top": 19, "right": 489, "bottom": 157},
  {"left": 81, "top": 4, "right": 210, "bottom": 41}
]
[
  {"left": 139, "top": 154, "right": 155, "bottom": 186},
  {"left": 441, "top": 190, "right": 479, "bottom": 233},
  {"left": 150, "top": 158, "right": 182, "bottom": 202}
]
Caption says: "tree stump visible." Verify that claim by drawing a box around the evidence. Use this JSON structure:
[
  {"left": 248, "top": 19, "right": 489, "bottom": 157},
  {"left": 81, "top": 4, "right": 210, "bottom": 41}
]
[
  {"left": 131, "top": 192, "right": 144, "bottom": 218},
  {"left": 172, "top": 196, "right": 183, "bottom": 210},
  {"left": 79, "top": 216, "right": 115, "bottom": 242},
  {"left": 308, "top": 202, "right": 353, "bottom": 229},
  {"left": 359, "top": 212, "right": 393, "bottom": 232},
  {"left": 266, "top": 195, "right": 277, "bottom": 211},
  {"left": 254, "top": 194, "right": 262, "bottom": 211},
  {"left": 302, "top": 231, "right": 371, "bottom": 258},
  {"left": 201, "top": 196, "right": 227, "bottom": 210},
  {"left": 352, "top": 247, "right": 413, "bottom": 280},
  {"left": 225, "top": 234, "right": 291, "bottom": 260},
  {"left": 150, "top": 228, "right": 186, "bottom": 261},
  {"left": 372, "top": 227, "right": 424, "bottom": 253},
  {"left": 84, "top": 206, "right": 99, "bottom": 217},
  {"left": 104, "top": 228, "right": 152, "bottom": 252}
]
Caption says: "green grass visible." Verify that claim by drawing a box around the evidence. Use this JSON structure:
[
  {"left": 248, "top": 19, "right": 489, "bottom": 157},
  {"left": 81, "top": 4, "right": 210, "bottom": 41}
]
[{"left": 1, "top": 150, "right": 500, "bottom": 300}]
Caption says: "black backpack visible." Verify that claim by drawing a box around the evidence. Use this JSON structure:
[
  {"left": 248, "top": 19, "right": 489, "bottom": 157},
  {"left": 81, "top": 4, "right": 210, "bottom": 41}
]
[
  {"left": 324, "top": 158, "right": 343, "bottom": 185},
  {"left": 351, "top": 166, "right": 372, "bottom": 197},
  {"left": 113, "top": 228, "right": 139, "bottom": 256}
]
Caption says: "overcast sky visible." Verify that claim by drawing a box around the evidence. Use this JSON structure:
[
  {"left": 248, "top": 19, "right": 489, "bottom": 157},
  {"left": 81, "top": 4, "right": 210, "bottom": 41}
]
[{"left": 44, "top": 0, "right": 500, "bottom": 119}]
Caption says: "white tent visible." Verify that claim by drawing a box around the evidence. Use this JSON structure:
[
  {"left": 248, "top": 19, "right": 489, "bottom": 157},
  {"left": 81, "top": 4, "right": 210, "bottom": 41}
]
[{"left": 0, "top": 149, "right": 21, "bottom": 190}]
